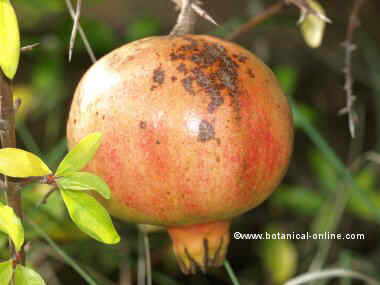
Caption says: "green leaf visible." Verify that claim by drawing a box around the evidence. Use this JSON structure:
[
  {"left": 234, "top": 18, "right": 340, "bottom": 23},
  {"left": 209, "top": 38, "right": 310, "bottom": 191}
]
[
  {"left": 0, "top": 0, "right": 20, "bottom": 79},
  {"left": 60, "top": 189, "right": 120, "bottom": 244},
  {"left": 14, "top": 265, "right": 45, "bottom": 285},
  {"left": 0, "top": 259, "right": 13, "bottom": 285},
  {"left": 57, "top": 172, "right": 111, "bottom": 199},
  {"left": 0, "top": 148, "right": 51, "bottom": 178},
  {"left": 300, "top": 0, "right": 328, "bottom": 48},
  {"left": 55, "top": 133, "right": 102, "bottom": 176},
  {"left": 0, "top": 202, "right": 24, "bottom": 251}
]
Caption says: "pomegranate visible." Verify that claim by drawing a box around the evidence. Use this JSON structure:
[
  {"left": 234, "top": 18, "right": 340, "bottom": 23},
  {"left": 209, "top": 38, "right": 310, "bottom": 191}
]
[{"left": 67, "top": 35, "right": 293, "bottom": 274}]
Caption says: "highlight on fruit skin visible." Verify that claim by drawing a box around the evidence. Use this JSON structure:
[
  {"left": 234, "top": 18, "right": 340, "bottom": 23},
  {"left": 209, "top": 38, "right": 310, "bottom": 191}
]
[{"left": 67, "top": 34, "right": 294, "bottom": 274}]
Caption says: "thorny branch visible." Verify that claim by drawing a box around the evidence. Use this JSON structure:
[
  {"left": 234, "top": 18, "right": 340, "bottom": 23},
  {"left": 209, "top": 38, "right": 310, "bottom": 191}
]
[
  {"left": 286, "top": 0, "right": 331, "bottom": 24},
  {"left": 171, "top": 0, "right": 218, "bottom": 27},
  {"left": 340, "top": 0, "right": 366, "bottom": 138},
  {"left": 64, "top": 0, "right": 96, "bottom": 63},
  {"left": 226, "top": 1, "right": 286, "bottom": 40},
  {"left": 170, "top": 0, "right": 196, "bottom": 35},
  {"left": 0, "top": 70, "right": 25, "bottom": 264},
  {"left": 227, "top": 0, "right": 331, "bottom": 41},
  {"left": 69, "top": 0, "right": 82, "bottom": 62},
  {"left": 21, "top": 43, "right": 40, "bottom": 53}
]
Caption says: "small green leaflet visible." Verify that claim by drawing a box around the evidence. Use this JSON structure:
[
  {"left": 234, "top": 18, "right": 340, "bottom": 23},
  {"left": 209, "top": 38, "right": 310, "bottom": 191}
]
[
  {"left": 0, "top": 148, "right": 51, "bottom": 178},
  {"left": 14, "top": 265, "right": 45, "bottom": 285},
  {"left": 0, "top": 202, "right": 24, "bottom": 251},
  {"left": 55, "top": 133, "right": 103, "bottom": 176},
  {"left": 0, "top": 259, "right": 13, "bottom": 285},
  {"left": 0, "top": 0, "right": 20, "bottom": 79},
  {"left": 300, "top": 0, "right": 328, "bottom": 48},
  {"left": 60, "top": 189, "right": 120, "bottom": 244},
  {"left": 57, "top": 171, "right": 111, "bottom": 199}
]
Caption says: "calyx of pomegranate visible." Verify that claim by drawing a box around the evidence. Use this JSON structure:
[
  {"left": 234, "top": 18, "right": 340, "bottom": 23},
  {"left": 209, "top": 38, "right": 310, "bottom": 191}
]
[{"left": 168, "top": 221, "right": 230, "bottom": 274}]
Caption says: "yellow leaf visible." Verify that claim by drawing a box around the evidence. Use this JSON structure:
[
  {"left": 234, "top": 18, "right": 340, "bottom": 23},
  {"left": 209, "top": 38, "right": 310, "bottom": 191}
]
[
  {"left": 0, "top": 0, "right": 20, "bottom": 79},
  {"left": 0, "top": 202, "right": 24, "bottom": 251},
  {"left": 300, "top": 0, "right": 328, "bottom": 48},
  {"left": 0, "top": 148, "right": 51, "bottom": 178}
]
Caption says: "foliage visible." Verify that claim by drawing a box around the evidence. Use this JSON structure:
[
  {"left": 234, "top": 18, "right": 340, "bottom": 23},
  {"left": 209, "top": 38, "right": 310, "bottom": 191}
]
[{"left": 0, "top": 0, "right": 379, "bottom": 284}]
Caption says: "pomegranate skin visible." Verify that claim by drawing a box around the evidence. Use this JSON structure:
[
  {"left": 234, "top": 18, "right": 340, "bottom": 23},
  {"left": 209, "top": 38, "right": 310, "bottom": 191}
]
[{"left": 67, "top": 35, "right": 293, "bottom": 227}]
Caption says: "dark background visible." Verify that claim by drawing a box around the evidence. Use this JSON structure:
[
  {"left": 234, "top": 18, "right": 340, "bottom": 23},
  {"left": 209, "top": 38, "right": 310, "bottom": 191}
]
[{"left": 1, "top": 0, "right": 379, "bottom": 284}]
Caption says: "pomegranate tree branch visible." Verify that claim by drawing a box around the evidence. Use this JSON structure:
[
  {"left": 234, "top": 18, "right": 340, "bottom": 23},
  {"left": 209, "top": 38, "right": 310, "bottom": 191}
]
[
  {"left": 170, "top": 0, "right": 196, "bottom": 36},
  {"left": 64, "top": 0, "right": 96, "bottom": 63},
  {"left": 21, "top": 43, "right": 40, "bottom": 53},
  {"left": 0, "top": 70, "right": 25, "bottom": 264},
  {"left": 69, "top": 0, "right": 82, "bottom": 62},
  {"left": 226, "top": 1, "right": 286, "bottom": 41},
  {"left": 170, "top": 0, "right": 218, "bottom": 27},
  {"left": 226, "top": 0, "right": 331, "bottom": 41},
  {"left": 340, "top": 0, "right": 366, "bottom": 138},
  {"left": 286, "top": 0, "right": 331, "bottom": 23}
]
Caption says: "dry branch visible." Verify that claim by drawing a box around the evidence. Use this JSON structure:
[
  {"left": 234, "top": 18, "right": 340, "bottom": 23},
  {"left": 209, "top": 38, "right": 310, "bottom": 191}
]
[{"left": 340, "top": 0, "right": 366, "bottom": 138}]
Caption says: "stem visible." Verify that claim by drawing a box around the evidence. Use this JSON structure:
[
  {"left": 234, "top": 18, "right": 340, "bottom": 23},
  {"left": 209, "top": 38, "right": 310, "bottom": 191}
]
[
  {"left": 224, "top": 260, "right": 241, "bottom": 285},
  {"left": 226, "top": 1, "right": 286, "bottom": 41},
  {"left": 340, "top": 0, "right": 366, "bottom": 138},
  {"left": 170, "top": 0, "right": 196, "bottom": 36},
  {"left": 0, "top": 70, "right": 25, "bottom": 264},
  {"left": 137, "top": 231, "right": 146, "bottom": 285},
  {"left": 143, "top": 233, "right": 152, "bottom": 285}
]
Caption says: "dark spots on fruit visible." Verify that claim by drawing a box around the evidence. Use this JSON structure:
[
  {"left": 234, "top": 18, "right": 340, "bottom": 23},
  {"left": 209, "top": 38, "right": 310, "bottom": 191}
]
[
  {"left": 247, "top": 68, "right": 255, "bottom": 79},
  {"left": 237, "top": 55, "right": 248, "bottom": 63},
  {"left": 171, "top": 76, "right": 178, "bottom": 82},
  {"left": 153, "top": 66, "right": 165, "bottom": 86},
  {"left": 216, "top": 156, "right": 220, "bottom": 163},
  {"left": 139, "top": 121, "right": 147, "bottom": 129},
  {"left": 177, "top": 63, "right": 188, "bottom": 73},
  {"left": 102, "top": 115, "right": 106, "bottom": 120},
  {"left": 216, "top": 138, "right": 221, "bottom": 146},
  {"left": 170, "top": 52, "right": 186, "bottom": 61},
  {"left": 169, "top": 37, "right": 241, "bottom": 116},
  {"left": 96, "top": 111, "right": 99, "bottom": 116},
  {"left": 156, "top": 140, "right": 161, "bottom": 144},
  {"left": 198, "top": 120, "right": 215, "bottom": 142},
  {"left": 182, "top": 77, "right": 195, "bottom": 95},
  {"left": 73, "top": 119, "right": 77, "bottom": 124}
]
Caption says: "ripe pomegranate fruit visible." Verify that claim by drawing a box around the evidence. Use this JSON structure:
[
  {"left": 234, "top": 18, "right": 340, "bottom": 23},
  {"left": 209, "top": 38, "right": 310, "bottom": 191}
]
[{"left": 67, "top": 35, "right": 293, "bottom": 274}]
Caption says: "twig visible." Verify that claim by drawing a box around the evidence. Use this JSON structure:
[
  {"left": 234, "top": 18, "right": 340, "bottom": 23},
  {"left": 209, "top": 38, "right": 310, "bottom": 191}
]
[
  {"left": 224, "top": 260, "right": 241, "bottom": 285},
  {"left": 64, "top": 0, "right": 96, "bottom": 64},
  {"left": 38, "top": 188, "right": 58, "bottom": 207},
  {"left": 170, "top": 0, "right": 196, "bottom": 36},
  {"left": 340, "top": 0, "right": 366, "bottom": 138},
  {"left": 143, "top": 233, "right": 152, "bottom": 285},
  {"left": 226, "top": 1, "right": 286, "bottom": 41},
  {"left": 0, "top": 70, "right": 25, "bottom": 263},
  {"left": 69, "top": 0, "right": 82, "bottom": 62},
  {"left": 226, "top": 0, "right": 331, "bottom": 41},
  {"left": 286, "top": 0, "right": 331, "bottom": 24},
  {"left": 285, "top": 268, "right": 380, "bottom": 285},
  {"left": 21, "top": 43, "right": 40, "bottom": 53},
  {"left": 171, "top": 0, "right": 218, "bottom": 26},
  {"left": 137, "top": 231, "right": 146, "bottom": 285}
]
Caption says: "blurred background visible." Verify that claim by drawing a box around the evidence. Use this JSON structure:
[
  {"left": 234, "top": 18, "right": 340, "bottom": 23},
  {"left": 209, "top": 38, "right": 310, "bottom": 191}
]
[{"left": 1, "top": 0, "right": 380, "bottom": 284}]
